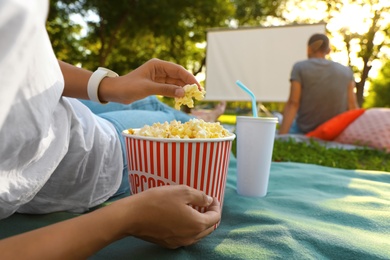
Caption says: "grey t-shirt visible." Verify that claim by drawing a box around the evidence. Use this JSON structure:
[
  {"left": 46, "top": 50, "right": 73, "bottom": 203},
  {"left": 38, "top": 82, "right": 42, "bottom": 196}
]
[{"left": 290, "top": 58, "right": 354, "bottom": 133}]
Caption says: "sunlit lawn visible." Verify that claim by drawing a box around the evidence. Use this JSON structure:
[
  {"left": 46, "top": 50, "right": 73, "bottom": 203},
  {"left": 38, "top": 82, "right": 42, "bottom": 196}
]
[
  {"left": 218, "top": 114, "right": 237, "bottom": 125},
  {"left": 219, "top": 114, "right": 390, "bottom": 172}
]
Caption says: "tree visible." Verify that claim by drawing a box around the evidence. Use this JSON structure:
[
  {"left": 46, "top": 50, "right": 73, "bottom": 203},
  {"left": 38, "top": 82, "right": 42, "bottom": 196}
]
[
  {"left": 325, "top": 0, "right": 390, "bottom": 107},
  {"left": 46, "top": 0, "right": 289, "bottom": 112},
  {"left": 231, "top": 0, "right": 287, "bottom": 26},
  {"left": 364, "top": 61, "right": 390, "bottom": 108},
  {"left": 271, "top": 0, "right": 390, "bottom": 107},
  {"left": 47, "top": 1, "right": 291, "bottom": 76},
  {"left": 47, "top": 0, "right": 84, "bottom": 62},
  {"left": 47, "top": 0, "right": 236, "bottom": 76}
]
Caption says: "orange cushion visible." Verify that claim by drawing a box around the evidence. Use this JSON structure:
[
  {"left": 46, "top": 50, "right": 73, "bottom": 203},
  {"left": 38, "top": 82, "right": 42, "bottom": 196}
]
[{"left": 306, "top": 108, "right": 365, "bottom": 140}]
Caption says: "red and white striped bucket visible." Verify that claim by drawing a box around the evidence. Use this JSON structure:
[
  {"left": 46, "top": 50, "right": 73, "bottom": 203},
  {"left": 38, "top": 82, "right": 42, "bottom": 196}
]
[{"left": 122, "top": 130, "right": 235, "bottom": 215}]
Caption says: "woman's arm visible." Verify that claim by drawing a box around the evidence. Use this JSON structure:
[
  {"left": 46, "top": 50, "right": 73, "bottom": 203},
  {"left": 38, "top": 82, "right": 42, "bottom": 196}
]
[
  {"left": 278, "top": 81, "right": 302, "bottom": 134},
  {"left": 0, "top": 185, "right": 221, "bottom": 259},
  {"left": 59, "top": 58, "right": 200, "bottom": 104},
  {"left": 59, "top": 60, "right": 92, "bottom": 100}
]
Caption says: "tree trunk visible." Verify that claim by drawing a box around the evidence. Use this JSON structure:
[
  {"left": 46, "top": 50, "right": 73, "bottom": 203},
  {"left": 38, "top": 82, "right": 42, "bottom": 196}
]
[
  {"left": 355, "top": 80, "right": 365, "bottom": 107},
  {"left": 356, "top": 61, "right": 372, "bottom": 107}
]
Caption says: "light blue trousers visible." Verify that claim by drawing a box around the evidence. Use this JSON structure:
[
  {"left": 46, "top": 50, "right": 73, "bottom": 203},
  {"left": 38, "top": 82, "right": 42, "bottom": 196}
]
[
  {"left": 289, "top": 119, "right": 304, "bottom": 134},
  {"left": 80, "top": 96, "right": 193, "bottom": 196}
]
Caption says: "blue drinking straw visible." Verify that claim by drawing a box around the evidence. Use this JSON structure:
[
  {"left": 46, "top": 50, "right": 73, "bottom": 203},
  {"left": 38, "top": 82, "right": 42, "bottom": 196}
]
[{"left": 236, "top": 80, "right": 258, "bottom": 117}]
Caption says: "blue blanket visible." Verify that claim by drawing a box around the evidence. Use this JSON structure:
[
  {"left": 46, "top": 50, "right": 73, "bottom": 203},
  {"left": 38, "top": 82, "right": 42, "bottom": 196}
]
[{"left": 1, "top": 156, "right": 390, "bottom": 259}]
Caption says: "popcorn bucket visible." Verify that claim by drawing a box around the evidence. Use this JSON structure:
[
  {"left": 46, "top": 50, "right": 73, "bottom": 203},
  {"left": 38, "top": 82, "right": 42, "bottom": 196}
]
[{"left": 122, "top": 129, "right": 235, "bottom": 218}]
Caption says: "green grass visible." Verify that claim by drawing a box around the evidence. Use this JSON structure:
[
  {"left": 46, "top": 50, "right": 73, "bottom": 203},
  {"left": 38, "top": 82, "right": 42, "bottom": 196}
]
[
  {"left": 219, "top": 114, "right": 237, "bottom": 124},
  {"left": 272, "top": 138, "right": 390, "bottom": 171},
  {"left": 231, "top": 138, "right": 390, "bottom": 172},
  {"left": 220, "top": 114, "right": 390, "bottom": 172}
]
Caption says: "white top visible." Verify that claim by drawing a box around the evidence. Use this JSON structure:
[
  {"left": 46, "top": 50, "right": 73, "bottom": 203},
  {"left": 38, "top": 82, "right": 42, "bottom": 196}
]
[{"left": 0, "top": 0, "right": 122, "bottom": 219}]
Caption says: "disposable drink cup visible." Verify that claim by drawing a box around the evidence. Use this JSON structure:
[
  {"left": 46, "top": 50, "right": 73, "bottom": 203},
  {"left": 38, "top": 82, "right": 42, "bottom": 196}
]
[{"left": 236, "top": 116, "right": 278, "bottom": 197}]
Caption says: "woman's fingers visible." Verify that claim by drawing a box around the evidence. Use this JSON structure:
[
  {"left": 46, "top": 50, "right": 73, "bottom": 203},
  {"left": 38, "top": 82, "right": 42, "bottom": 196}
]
[{"left": 150, "top": 58, "right": 199, "bottom": 86}]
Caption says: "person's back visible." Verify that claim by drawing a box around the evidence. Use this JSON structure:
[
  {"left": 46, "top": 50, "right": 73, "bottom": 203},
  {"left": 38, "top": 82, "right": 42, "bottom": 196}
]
[
  {"left": 279, "top": 33, "right": 358, "bottom": 135},
  {"left": 292, "top": 58, "right": 353, "bottom": 133}
]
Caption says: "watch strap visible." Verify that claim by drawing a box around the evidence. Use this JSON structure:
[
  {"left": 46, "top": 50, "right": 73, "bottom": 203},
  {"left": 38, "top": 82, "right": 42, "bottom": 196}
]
[{"left": 87, "top": 67, "right": 119, "bottom": 104}]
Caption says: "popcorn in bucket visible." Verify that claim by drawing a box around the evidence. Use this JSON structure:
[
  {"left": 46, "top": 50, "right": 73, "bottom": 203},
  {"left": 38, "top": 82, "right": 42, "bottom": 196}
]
[{"left": 122, "top": 119, "right": 235, "bottom": 217}]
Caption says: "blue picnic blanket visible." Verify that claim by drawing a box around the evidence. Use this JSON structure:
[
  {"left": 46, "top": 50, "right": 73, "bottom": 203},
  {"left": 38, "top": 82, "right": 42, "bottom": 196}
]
[{"left": 1, "top": 156, "right": 389, "bottom": 259}]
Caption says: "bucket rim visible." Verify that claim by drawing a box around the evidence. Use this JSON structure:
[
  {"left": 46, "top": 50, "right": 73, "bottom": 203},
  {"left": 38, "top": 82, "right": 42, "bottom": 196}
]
[{"left": 122, "top": 129, "right": 236, "bottom": 143}]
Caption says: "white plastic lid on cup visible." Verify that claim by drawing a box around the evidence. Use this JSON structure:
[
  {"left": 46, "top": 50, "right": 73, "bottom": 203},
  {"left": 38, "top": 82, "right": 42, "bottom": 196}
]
[{"left": 236, "top": 116, "right": 278, "bottom": 123}]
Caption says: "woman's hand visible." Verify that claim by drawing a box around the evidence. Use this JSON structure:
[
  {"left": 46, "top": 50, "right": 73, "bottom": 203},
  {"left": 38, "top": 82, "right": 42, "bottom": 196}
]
[
  {"left": 99, "top": 58, "right": 201, "bottom": 104},
  {"left": 0, "top": 185, "right": 221, "bottom": 259},
  {"left": 116, "top": 185, "right": 221, "bottom": 249}
]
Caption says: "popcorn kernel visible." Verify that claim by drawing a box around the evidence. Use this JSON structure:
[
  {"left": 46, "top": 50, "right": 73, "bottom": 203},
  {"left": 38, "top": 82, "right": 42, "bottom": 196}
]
[
  {"left": 128, "top": 119, "right": 232, "bottom": 139},
  {"left": 175, "top": 84, "right": 206, "bottom": 110}
]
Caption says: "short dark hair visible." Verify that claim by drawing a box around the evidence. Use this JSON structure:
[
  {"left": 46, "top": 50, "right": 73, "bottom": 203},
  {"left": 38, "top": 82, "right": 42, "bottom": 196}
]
[{"left": 308, "top": 33, "right": 329, "bottom": 53}]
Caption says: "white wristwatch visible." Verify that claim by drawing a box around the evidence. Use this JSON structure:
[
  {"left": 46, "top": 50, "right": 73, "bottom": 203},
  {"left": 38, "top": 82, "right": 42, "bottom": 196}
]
[{"left": 87, "top": 67, "right": 119, "bottom": 104}]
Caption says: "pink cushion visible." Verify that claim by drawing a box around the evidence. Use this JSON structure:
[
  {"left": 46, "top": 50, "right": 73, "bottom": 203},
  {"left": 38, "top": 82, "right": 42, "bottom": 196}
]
[
  {"left": 334, "top": 108, "right": 390, "bottom": 152},
  {"left": 306, "top": 109, "right": 365, "bottom": 141}
]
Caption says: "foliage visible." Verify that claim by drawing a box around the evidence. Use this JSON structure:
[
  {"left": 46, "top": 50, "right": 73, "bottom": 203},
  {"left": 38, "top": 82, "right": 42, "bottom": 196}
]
[
  {"left": 364, "top": 61, "right": 390, "bottom": 108},
  {"left": 47, "top": 0, "right": 235, "bottom": 74},
  {"left": 46, "top": 0, "right": 292, "bottom": 76},
  {"left": 275, "top": 0, "right": 390, "bottom": 107},
  {"left": 46, "top": 0, "right": 84, "bottom": 62},
  {"left": 231, "top": 138, "right": 390, "bottom": 172},
  {"left": 232, "top": 0, "right": 287, "bottom": 25},
  {"left": 46, "top": 0, "right": 390, "bottom": 109}
]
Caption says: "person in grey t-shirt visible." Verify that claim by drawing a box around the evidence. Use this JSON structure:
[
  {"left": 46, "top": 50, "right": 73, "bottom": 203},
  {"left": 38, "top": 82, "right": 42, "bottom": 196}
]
[{"left": 279, "top": 33, "right": 359, "bottom": 134}]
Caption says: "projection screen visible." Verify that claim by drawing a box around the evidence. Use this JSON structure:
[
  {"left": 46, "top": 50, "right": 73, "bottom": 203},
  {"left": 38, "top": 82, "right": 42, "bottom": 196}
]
[{"left": 204, "top": 23, "right": 326, "bottom": 101}]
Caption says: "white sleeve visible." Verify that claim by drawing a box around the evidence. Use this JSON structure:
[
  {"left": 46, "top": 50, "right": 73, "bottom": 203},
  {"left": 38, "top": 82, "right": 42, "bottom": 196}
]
[{"left": 0, "top": 0, "right": 46, "bottom": 129}]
